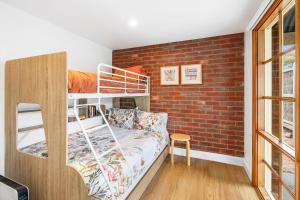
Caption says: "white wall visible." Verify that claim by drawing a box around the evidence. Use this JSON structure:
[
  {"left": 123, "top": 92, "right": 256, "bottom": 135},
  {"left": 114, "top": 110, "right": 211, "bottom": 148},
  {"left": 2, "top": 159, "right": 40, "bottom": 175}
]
[
  {"left": 0, "top": 2, "right": 112, "bottom": 175},
  {"left": 244, "top": 31, "right": 253, "bottom": 179}
]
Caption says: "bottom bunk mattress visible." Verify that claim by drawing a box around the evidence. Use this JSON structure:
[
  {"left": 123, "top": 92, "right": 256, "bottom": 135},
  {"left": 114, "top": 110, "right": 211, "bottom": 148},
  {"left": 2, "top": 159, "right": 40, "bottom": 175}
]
[{"left": 21, "top": 126, "right": 169, "bottom": 200}]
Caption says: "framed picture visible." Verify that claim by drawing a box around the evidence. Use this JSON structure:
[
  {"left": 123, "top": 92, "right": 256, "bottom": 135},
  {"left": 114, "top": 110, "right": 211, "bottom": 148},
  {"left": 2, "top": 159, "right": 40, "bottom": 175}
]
[
  {"left": 160, "top": 66, "right": 179, "bottom": 85},
  {"left": 181, "top": 64, "right": 202, "bottom": 85}
]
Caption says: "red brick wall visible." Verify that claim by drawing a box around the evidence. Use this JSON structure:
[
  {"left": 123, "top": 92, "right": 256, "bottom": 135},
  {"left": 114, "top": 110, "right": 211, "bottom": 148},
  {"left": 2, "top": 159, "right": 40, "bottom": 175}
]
[{"left": 113, "top": 33, "right": 244, "bottom": 157}]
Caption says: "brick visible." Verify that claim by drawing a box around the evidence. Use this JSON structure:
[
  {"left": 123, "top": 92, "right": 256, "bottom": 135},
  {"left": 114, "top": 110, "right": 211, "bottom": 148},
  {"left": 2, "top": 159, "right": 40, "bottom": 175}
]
[{"left": 113, "top": 33, "right": 244, "bottom": 157}]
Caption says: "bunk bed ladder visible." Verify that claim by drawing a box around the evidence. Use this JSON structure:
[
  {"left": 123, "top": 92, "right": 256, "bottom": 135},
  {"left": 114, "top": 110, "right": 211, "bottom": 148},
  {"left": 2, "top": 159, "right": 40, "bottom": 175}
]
[
  {"left": 97, "top": 98, "right": 135, "bottom": 191},
  {"left": 73, "top": 99, "right": 134, "bottom": 200}
]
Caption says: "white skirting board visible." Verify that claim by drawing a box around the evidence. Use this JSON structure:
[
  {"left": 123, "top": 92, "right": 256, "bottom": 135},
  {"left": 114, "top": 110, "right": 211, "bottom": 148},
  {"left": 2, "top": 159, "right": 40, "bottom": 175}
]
[
  {"left": 243, "top": 159, "right": 252, "bottom": 181},
  {"left": 171, "top": 147, "right": 244, "bottom": 166}
]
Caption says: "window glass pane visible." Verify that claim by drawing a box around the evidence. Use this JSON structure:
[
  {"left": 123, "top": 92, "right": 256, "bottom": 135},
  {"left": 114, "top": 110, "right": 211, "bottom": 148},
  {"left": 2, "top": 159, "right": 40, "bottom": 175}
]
[
  {"left": 265, "top": 20, "right": 279, "bottom": 60},
  {"left": 283, "top": 5, "right": 295, "bottom": 51},
  {"left": 265, "top": 99, "right": 280, "bottom": 138},
  {"left": 264, "top": 141, "right": 296, "bottom": 199},
  {"left": 282, "top": 186, "right": 294, "bottom": 200},
  {"left": 265, "top": 62, "right": 272, "bottom": 96},
  {"left": 282, "top": 50, "right": 296, "bottom": 97},
  {"left": 264, "top": 141, "right": 280, "bottom": 175},
  {"left": 265, "top": 166, "right": 279, "bottom": 200},
  {"left": 282, "top": 102, "right": 295, "bottom": 149},
  {"left": 272, "top": 60, "right": 280, "bottom": 97},
  {"left": 282, "top": 154, "right": 295, "bottom": 195},
  {"left": 265, "top": 59, "right": 280, "bottom": 97}
]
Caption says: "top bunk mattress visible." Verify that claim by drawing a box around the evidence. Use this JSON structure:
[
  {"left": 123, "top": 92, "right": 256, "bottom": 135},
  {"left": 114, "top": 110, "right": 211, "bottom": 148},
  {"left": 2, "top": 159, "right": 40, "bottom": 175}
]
[
  {"left": 68, "top": 66, "right": 147, "bottom": 94},
  {"left": 20, "top": 126, "right": 169, "bottom": 200}
]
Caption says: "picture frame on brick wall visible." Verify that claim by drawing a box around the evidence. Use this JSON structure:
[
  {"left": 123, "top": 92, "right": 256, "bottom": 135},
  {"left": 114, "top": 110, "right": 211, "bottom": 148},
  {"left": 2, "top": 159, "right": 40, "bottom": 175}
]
[
  {"left": 181, "top": 64, "right": 202, "bottom": 85},
  {"left": 160, "top": 66, "right": 179, "bottom": 85}
]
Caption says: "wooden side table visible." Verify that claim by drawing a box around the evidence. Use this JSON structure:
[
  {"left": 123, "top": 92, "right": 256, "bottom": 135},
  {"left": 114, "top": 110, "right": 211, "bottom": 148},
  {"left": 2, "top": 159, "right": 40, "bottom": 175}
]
[{"left": 170, "top": 133, "right": 191, "bottom": 166}]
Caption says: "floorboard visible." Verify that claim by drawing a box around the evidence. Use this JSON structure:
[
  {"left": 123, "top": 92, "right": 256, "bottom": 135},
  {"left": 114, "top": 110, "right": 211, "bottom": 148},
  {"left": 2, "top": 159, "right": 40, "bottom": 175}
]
[{"left": 140, "top": 156, "right": 259, "bottom": 200}]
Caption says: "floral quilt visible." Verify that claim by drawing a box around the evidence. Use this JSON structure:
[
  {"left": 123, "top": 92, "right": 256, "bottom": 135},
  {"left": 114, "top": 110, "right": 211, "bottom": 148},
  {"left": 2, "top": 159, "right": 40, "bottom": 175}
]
[{"left": 21, "top": 126, "right": 169, "bottom": 200}]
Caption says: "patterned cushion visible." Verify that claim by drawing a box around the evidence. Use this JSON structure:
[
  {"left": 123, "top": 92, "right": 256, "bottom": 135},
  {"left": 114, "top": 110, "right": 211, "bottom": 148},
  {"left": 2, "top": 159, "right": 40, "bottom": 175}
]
[
  {"left": 134, "top": 110, "right": 168, "bottom": 133},
  {"left": 108, "top": 108, "right": 135, "bottom": 129}
]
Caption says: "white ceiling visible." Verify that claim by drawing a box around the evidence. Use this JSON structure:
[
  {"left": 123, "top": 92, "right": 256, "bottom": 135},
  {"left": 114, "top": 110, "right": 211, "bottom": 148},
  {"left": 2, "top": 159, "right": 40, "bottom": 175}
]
[{"left": 1, "top": 0, "right": 262, "bottom": 50}]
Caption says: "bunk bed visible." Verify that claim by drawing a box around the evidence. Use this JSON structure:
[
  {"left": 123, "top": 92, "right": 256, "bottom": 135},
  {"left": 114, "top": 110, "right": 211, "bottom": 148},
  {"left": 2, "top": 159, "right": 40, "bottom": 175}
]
[{"left": 5, "top": 52, "right": 169, "bottom": 200}]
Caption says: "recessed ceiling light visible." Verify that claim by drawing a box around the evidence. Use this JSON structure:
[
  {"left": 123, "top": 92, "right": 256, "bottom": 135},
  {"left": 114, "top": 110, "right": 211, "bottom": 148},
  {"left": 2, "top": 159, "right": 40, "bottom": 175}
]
[{"left": 129, "top": 19, "right": 138, "bottom": 28}]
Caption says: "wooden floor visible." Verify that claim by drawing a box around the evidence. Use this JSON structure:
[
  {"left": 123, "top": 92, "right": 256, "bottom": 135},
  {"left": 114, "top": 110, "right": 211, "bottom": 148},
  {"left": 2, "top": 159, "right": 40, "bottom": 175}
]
[{"left": 140, "top": 156, "right": 259, "bottom": 200}]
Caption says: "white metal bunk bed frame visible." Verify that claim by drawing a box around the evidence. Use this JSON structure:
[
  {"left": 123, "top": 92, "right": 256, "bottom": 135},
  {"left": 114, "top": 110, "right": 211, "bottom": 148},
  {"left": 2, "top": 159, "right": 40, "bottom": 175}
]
[
  {"left": 68, "top": 63, "right": 150, "bottom": 99},
  {"left": 70, "top": 63, "right": 150, "bottom": 200}
]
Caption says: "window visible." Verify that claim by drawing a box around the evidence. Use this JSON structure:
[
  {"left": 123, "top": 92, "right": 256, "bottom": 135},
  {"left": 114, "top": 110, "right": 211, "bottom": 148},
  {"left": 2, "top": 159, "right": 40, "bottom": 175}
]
[{"left": 253, "top": 0, "right": 298, "bottom": 199}]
